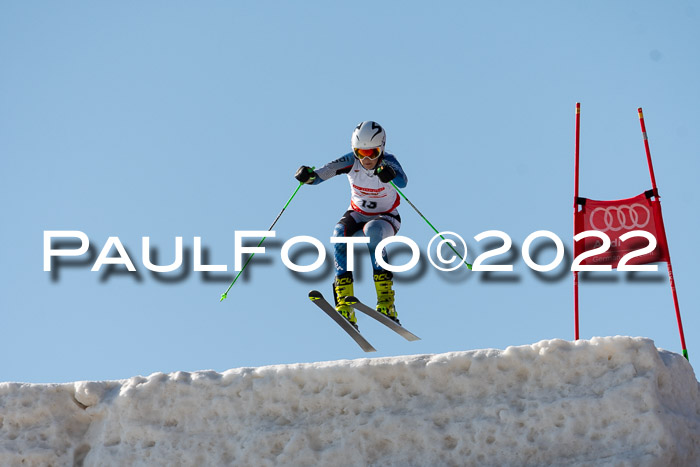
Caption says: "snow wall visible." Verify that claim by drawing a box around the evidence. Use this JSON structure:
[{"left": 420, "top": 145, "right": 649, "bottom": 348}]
[{"left": 1, "top": 336, "right": 699, "bottom": 466}]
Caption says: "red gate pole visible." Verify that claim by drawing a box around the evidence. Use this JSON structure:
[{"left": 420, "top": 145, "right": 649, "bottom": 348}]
[
  {"left": 638, "top": 108, "right": 688, "bottom": 360},
  {"left": 573, "top": 103, "right": 581, "bottom": 341}
]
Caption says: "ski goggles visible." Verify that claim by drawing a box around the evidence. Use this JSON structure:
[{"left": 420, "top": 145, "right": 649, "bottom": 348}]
[{"left": 353, "top": 147, "right": 382, "bottom": 160}]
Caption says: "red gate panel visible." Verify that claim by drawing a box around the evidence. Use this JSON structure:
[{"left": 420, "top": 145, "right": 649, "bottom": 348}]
[{"left": 574, "top": 192, "right": 669, "bottom": 269}]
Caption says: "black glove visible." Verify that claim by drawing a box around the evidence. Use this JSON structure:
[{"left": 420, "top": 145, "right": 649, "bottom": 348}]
[
  {"left": 295, "top": 165, "right": 317, "bottom": 184},
  {"left": 375, "top": 163, "right": 396, "bottom": 183}
]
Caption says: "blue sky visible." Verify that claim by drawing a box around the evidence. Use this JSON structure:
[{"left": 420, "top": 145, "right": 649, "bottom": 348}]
[{"left": 2, "top": 2, "right": 699, "bottom": 383}]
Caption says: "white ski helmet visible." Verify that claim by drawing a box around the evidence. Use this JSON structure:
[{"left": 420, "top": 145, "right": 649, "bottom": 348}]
[{"left": 351, "top": 121, "right": 386, "bottom": 159}]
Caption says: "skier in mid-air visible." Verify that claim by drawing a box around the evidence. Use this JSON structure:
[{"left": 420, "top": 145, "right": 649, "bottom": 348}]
[{"left": 295, "top": 121, "right": 408, "bottom": 330}]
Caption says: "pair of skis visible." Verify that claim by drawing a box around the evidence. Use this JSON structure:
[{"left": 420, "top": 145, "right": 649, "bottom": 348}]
[{"left": 308, "top": 290, "right": 420, "bottom": 352}]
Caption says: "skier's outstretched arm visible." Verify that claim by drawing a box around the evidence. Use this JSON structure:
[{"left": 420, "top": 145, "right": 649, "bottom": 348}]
[{"left": 294, "top": 154, "right": 355, "bottom": 186}]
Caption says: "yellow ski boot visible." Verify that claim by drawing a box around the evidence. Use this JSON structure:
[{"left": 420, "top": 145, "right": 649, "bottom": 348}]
[
  {"left": 374, "top": 271, "right": 400, "bottom": 324},
  {"left": 334, "top": 272, "right": 358, "bottom": 329}
]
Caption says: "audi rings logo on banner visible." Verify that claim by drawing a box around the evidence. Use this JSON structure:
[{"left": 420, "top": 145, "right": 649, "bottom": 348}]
[{"left": 589, "top": 204, "right": 651, "bottom": 232}]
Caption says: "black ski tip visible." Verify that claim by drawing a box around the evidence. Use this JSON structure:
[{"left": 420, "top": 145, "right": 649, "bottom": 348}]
[{"left": 309, "top": 290, "right": 323, "bottom": 300}]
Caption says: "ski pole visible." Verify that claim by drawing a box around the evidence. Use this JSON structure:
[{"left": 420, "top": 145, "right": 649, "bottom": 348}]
[
  {"left": 389, "top": 180, "right": 473, "bottom": 270},
  {"left": 220, "top": 180, "right": 305, "bottom": 302}
]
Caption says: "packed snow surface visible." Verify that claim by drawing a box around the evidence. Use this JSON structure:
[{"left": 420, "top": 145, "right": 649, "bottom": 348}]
[{"left": 1, "top": 337, "right": 699, "bottom": 466}]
